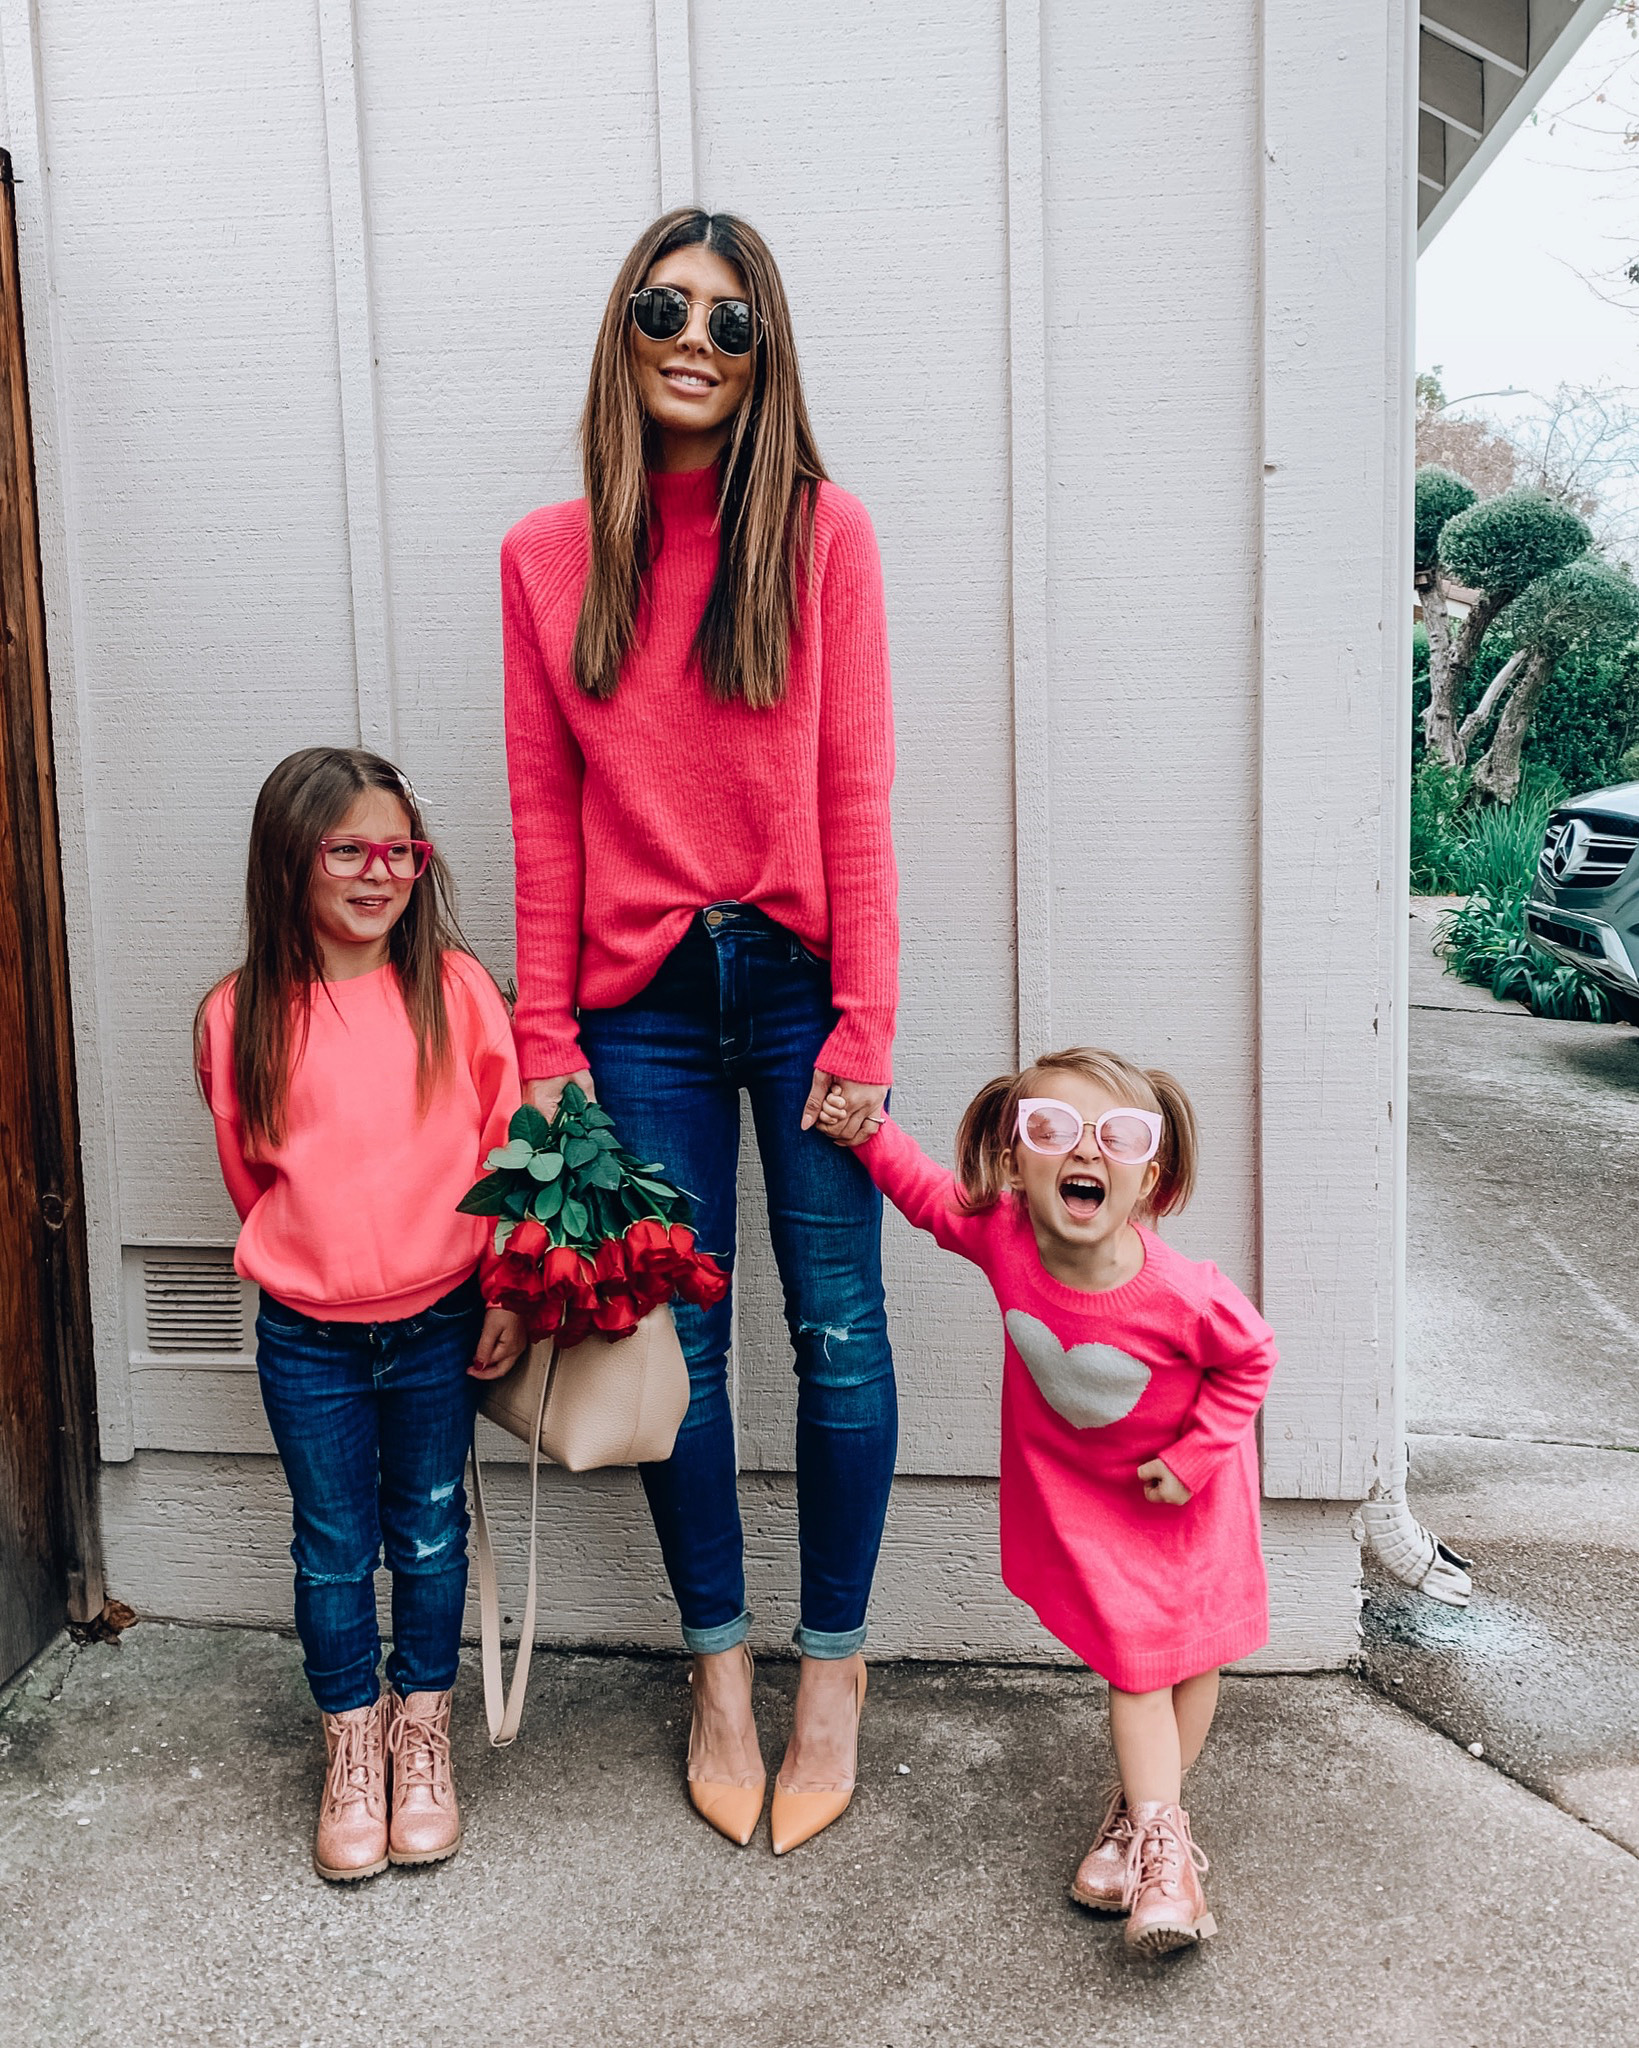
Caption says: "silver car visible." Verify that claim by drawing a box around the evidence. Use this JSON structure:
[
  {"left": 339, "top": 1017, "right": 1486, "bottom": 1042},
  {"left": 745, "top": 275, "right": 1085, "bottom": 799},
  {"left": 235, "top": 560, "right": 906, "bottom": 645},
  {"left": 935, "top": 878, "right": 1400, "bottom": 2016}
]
[{"left": 1526, "top": 782, "right": 1639, "bottom": 1024}]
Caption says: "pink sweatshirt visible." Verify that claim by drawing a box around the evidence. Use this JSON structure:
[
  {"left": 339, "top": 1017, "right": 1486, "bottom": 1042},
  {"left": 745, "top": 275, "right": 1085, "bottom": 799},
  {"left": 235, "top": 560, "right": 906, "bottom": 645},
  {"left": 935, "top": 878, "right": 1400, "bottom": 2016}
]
[
  {"left": 502, "top": 464, "right": 899, "bottom": 1085},
  {"left": 861, "top": 1118, "right": 1278, "bottom": 1690},
  {"left": 198, "top": 952, "right": 520, "bottom": 1322}
]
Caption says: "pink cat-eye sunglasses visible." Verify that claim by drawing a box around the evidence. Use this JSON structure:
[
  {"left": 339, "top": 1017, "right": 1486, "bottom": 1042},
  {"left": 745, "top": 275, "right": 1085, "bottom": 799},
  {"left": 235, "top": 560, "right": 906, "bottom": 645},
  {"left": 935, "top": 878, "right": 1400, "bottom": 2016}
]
[{"left": 1015, "top": 1098, "right": 1163, "bottom": 1164}]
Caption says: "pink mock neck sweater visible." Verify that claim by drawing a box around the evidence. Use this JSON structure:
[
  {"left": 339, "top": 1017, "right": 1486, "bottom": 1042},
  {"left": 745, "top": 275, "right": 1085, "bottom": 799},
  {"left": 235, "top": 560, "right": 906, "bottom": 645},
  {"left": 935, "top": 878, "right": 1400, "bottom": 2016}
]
[{"left": 502, "top": 464, "right": 899, "bottom": 1085}]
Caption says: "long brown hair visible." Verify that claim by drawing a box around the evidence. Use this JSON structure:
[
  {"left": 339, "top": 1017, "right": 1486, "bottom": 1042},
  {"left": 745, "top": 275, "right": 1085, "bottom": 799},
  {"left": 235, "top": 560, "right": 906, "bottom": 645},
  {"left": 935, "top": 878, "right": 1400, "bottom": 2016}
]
[
  {"left": 954, "top": 1048, "right": 1200, "bottom": 1219},
  {"left": 195, "top": 747, "right": 466, "bottom": 1152},
  {"left": 573, "top": 207, "right": 828, "bottom": 709}
]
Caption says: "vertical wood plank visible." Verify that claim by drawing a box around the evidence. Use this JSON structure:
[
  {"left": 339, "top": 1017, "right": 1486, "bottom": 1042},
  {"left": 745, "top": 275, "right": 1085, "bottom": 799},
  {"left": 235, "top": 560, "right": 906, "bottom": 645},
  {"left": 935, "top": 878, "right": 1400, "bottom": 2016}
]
[
  {"left": 0, "top": 148, "right": 103, "bottom": 1632},
  {"left": 1004, "top": 0, "right": 1050, "bottom": 1061},
  {"left": 1257, "top": 0, "right": 1414, "bottom": 1498},
  {"left": 317, "top": 0, "right": 396, "bottom": 754},
  {"left": 653, "top": 0, "right": 696, "bottom": 210},
  {"left": 0, "top": 0, "right": 134, "bottom": 1462}
]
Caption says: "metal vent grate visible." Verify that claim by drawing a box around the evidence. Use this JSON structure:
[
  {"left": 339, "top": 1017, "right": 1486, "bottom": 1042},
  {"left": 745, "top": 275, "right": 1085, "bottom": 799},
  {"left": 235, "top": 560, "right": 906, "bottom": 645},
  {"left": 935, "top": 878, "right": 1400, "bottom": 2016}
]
[{"left": 141, "top": 1255, "right": 246, "bottom": 1354}]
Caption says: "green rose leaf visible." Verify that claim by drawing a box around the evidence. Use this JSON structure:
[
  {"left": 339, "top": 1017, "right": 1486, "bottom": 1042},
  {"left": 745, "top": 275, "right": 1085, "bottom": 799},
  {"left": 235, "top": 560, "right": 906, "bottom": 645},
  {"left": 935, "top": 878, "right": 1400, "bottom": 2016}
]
[
  {"left": 559, "top": 1194, "right": 589, "bottom": 1240},
  {"left": 457, "top": 1171, "right": 512, "bottom": 1216},
  {"left": 493, "top": 1218, "right": 517, "bottom": 1255},
  {"left": 488, "top": 1137, "right": 536, "bottom": 1170},
  {"left": 587, "top": 1153, "right": 623, "bottom": 1191},
  {"left": 564, "top": 1136, "right": 599, "bottom": 1170},
  {"left": 559, "top": 1081, "right": 587, "bottom": 1114},
  {"left": 582, "top": 1104, "right": 615, "bottom": 1129},
  {"left": 591, "top": 1128, "right": 621, "bottom": 1152},
  {"left": 502, "top": 1184, "right": 533, "bottom": 1220},
  {"left": 533, "top": 1179, "right": 565, "bottom": 1222},
  {"left": 527, "top": 1151, "right": 565, "bottom": 1182},
  {"left": 510, "top": 1104, "right": 552, "bottom": 1149}
]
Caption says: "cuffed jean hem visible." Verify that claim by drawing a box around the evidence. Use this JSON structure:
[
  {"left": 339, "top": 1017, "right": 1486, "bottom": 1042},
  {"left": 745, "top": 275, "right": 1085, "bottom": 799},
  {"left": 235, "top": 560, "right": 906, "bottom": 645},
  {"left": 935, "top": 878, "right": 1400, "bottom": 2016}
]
[
  {"left": 680, "top": 1610, "right": 753, "bottom": 1656},
  {"left": 792, "top": 1622, "right": 868, "bottom": 1660}
]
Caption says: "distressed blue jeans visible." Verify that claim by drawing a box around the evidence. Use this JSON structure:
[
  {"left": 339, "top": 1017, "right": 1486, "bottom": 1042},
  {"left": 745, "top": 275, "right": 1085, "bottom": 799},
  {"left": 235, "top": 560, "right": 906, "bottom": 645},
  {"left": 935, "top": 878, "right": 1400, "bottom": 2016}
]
[
  {"left": 254, "top": 1273, "right": 482, "bottom": 1713},
  {"left": 579, "top": 905, "right": 897, "bottom": 1659}
]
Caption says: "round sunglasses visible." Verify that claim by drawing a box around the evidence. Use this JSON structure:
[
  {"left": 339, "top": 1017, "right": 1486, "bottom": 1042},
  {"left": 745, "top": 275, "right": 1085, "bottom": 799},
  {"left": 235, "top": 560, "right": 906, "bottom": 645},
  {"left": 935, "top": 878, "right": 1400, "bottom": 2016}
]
[
  {"left": 629, "top": 284, "right": 755, "bottom": 357},
  {"left": 1015, "top": 1098, "right": 1163, "bottom": 1165}
]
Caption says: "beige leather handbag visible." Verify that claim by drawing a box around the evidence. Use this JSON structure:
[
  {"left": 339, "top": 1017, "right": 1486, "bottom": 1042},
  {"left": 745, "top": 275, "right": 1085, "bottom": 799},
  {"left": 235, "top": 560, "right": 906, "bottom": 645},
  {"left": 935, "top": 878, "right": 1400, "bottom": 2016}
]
[{"left": 468, "top": 1306, "right": 689, "bottom": 1746}]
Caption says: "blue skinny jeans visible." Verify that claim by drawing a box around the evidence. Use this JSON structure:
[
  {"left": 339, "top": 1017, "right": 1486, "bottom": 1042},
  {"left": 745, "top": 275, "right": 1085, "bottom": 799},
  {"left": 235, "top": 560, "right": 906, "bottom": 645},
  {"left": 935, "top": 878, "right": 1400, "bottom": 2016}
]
[
  {"left": 254, "top": 1273, "right": 483, "bottom": 1713},
  {"left": 579, "top": 905, "right": 897, "bottom": 1659}
]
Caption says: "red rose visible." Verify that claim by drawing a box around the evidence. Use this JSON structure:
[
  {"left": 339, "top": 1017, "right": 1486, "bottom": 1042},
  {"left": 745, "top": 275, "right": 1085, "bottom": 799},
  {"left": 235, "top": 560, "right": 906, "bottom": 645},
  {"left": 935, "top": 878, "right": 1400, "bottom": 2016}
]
[
  {"left": 592, "top": 1291, "right": 643, "bottom": 1338},
  {"left": 509, "top": 1217, "right": 549, "bottom": 1259},
  {"left": 497, "top": 1253, "right": 543, "bottom": 1296},
  {"left": 541, "top": 1245, "right": 596, "bottom": 1299},
  {"left": 591, "top": 1237, "right": 630, "bottom": 1290}
]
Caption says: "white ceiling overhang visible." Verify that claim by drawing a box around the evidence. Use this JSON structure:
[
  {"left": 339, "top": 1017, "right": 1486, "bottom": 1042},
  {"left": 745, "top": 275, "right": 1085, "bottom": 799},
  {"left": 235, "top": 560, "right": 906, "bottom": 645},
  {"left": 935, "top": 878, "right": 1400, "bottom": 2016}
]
[{"left": 1418, "top": 0, "right": 1611, "bottom": 248}]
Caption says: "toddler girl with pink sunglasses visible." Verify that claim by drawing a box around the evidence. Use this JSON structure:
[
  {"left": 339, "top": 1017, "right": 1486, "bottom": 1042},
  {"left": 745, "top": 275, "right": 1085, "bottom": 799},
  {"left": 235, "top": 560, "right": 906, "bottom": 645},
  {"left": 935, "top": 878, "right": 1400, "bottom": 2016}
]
[{"left": 818, "top": 1046, "right": 1276, "bottom": 1956}]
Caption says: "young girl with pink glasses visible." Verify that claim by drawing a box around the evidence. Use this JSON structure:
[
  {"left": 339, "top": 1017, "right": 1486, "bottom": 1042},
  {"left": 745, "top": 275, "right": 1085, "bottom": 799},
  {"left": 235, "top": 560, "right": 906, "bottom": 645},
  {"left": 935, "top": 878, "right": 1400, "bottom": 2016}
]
[
  {"left": 818, "top": 1048, "right": 1276, "bottom": 1955},
  {"left": 195, "top": 747, "right": 526, "bottom": 1883}
]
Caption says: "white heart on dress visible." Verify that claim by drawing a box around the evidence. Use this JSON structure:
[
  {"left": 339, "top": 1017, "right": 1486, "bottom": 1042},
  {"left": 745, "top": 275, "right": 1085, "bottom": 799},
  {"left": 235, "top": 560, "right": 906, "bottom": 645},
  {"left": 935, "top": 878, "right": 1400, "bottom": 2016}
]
[{"left": 1003, "top": 1310, "right": 1152, "bottom": 1430}]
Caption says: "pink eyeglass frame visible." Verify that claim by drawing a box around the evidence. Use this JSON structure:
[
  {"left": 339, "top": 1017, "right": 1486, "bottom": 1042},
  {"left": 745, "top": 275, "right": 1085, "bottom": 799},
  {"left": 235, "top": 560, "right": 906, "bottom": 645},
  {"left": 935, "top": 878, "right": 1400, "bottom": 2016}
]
[
  {"left": 317, "top": 835, "right": 434, "bottom": 880},
  {"left": 1015, "top": 1097, "right": 1163, "bottom": 1164}
]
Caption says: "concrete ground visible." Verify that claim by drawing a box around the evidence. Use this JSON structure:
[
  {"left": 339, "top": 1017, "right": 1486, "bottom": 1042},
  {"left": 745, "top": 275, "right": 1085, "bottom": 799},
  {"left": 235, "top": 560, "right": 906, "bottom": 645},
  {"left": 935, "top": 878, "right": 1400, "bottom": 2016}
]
[
  {"left": 4, "top": 1621, "right": 1639, "bottom": 2048},
  {"left": 1359, "top": 910, "right": 1639, "bottom": 1854}
]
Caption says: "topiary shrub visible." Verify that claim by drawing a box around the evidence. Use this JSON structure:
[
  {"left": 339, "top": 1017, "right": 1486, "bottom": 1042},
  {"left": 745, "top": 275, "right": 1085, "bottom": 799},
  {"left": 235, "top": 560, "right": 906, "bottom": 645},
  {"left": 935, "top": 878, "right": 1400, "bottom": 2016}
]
[
  {"left": 1437, "top": 490, "right": 1591, "bottom": 603},
  {"left": 1415, "top": 466, "right": 1477, "bottom": 575}
]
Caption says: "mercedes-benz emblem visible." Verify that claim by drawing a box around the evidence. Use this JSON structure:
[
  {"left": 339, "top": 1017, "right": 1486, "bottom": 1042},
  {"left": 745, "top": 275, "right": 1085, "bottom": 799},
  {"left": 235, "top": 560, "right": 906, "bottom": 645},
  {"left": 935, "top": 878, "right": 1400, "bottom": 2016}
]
[{"left": 1546, "top": 817, "right": 1592, "bottom": 881}]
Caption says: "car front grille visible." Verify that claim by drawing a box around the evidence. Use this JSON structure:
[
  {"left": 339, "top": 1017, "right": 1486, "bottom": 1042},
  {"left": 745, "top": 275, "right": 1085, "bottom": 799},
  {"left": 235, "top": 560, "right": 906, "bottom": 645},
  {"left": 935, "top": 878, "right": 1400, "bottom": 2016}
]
[
  {"left": 1537, "top": 812, "right": 1639, "bottom": 891},
  {"left": 1527, "top": 911, "right": 1605, "bottom": 958}
]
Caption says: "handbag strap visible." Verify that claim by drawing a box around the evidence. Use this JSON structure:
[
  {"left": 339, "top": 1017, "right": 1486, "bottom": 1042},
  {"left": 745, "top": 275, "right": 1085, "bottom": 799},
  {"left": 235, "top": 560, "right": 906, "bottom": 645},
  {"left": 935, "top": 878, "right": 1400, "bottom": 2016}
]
[{"left": 469, "top": 1341, "right": 559, "bottom": 1748}]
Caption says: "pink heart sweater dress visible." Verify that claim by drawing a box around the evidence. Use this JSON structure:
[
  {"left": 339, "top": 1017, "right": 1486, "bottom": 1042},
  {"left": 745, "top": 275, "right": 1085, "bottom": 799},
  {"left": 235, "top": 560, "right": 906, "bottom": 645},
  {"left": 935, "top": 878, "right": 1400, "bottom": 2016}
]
[{"left": 859, "top": 1117, "right": 1278, "bottom": 1690}]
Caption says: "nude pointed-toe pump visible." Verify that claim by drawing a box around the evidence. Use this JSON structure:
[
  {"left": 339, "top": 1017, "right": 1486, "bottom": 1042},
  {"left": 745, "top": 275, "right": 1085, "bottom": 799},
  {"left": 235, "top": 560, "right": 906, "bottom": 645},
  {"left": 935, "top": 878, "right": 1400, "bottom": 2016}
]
[
  {"left": 770, "top": 1662, "right": 867, "bottom": 1857},
  {"left": 686, "top": 1647, "right": 766, "bottom": 1847}
]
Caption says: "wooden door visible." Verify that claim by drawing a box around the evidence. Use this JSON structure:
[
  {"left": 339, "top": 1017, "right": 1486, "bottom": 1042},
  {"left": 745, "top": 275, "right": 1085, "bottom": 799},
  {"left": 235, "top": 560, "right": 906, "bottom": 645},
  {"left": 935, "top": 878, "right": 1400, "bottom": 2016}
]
[{"left": 0, "top": 149, "right": 102, "bottom": 1684}]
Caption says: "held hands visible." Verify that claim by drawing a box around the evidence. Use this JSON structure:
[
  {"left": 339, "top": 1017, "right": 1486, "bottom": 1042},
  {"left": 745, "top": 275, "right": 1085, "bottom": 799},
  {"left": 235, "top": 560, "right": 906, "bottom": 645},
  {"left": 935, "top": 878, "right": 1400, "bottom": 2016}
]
[
  {"left": 1137, "top": 1458, "right": 1192, "bottom": 1507},
  {"left": 804, "top": 1072, "right": 887, "bottom": 1148},
  {"left": 523, "top": 1070, "right": 596, "bottom": 1120},
  {"left": 468, "top": 1306, "right": 528, "bottom": 1381}
]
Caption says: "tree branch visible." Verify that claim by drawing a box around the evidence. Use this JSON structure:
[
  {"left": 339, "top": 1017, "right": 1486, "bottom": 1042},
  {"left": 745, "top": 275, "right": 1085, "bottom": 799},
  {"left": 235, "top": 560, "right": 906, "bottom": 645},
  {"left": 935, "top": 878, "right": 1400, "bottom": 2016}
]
[
  {"left": 1470, "top": 650, "right": 1552, "bottom": 803},
  {"left": 1454, "top": 647, "right": 1529, "bottom": 757}
]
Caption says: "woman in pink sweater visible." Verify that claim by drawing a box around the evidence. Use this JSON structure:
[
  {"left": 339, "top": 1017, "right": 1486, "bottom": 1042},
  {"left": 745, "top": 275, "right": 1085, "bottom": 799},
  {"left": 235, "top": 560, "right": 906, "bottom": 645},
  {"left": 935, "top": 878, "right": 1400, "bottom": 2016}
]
[
  {"left": 821, "top": 1047, "right": 1276, "bottom": 1955},
  {"left": 502, "top": 209, "right": 898, "bottom": 1855},
  {"left": 197, "top": 747, "right": 527, "bottom": 1882}
]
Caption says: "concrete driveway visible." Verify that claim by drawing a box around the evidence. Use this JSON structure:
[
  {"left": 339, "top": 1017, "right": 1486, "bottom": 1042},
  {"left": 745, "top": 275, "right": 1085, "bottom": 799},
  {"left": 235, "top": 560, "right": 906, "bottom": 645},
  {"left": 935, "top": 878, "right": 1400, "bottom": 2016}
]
[
  {"left": 5, "top": 1623, "right": 1639, "bottom": 2048},
  {"left": 1362, "top": 907, "right": 1639, "bottom": 1855}
]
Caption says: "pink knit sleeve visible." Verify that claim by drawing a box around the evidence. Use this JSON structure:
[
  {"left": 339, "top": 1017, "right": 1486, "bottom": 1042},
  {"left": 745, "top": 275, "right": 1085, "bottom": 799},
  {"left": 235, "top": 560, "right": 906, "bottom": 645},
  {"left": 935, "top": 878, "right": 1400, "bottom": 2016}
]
[
  {"left": 195, "top": 983, "right": 274, "bottom": 1224},
  {"left": 446, "top": 954, "right": 524, "bottom": 1303},
  {"left": 812, "top": 492, "right": 899, "bottom": 1086},
  {"left": 1155, "top": 1270, "right": 1278, "bottom": 1498},
  {"left": 503, "top": 527, "right": 588, "bottom": 1081},
  {"left": 856, "top": 1117, "right": 992, "bottom": 1264}
]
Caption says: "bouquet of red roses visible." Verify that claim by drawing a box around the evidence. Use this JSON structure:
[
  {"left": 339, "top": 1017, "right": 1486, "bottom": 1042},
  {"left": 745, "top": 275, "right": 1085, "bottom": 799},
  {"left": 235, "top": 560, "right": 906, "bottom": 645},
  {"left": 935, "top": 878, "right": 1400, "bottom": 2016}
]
[{"left": 458, "top": 1084, "right": 728, "bottom": 1348}]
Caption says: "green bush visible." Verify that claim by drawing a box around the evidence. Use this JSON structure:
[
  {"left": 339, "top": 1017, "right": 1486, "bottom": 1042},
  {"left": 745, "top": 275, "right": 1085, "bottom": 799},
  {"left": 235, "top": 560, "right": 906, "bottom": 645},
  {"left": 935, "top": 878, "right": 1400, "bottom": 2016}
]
[
  {"left": 1525, "top": 640, "right": 1639, "bottom": 795},
  {"left": 1409, "top": 756, "right": 1469, "bottom": 893},
  {"left": 1437, "top": 490, "right": 1590, "bottom": 602},
  {"left": 1415, "top": 467, "right": 1477, "bottom": 573}
]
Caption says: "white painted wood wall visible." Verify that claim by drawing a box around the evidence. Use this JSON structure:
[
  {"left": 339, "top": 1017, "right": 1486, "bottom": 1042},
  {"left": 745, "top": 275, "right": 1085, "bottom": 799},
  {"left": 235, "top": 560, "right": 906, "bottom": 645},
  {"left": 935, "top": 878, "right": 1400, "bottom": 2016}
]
[{"left": 2, "top": 0, "right": 1414, "bottom": 1671}]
